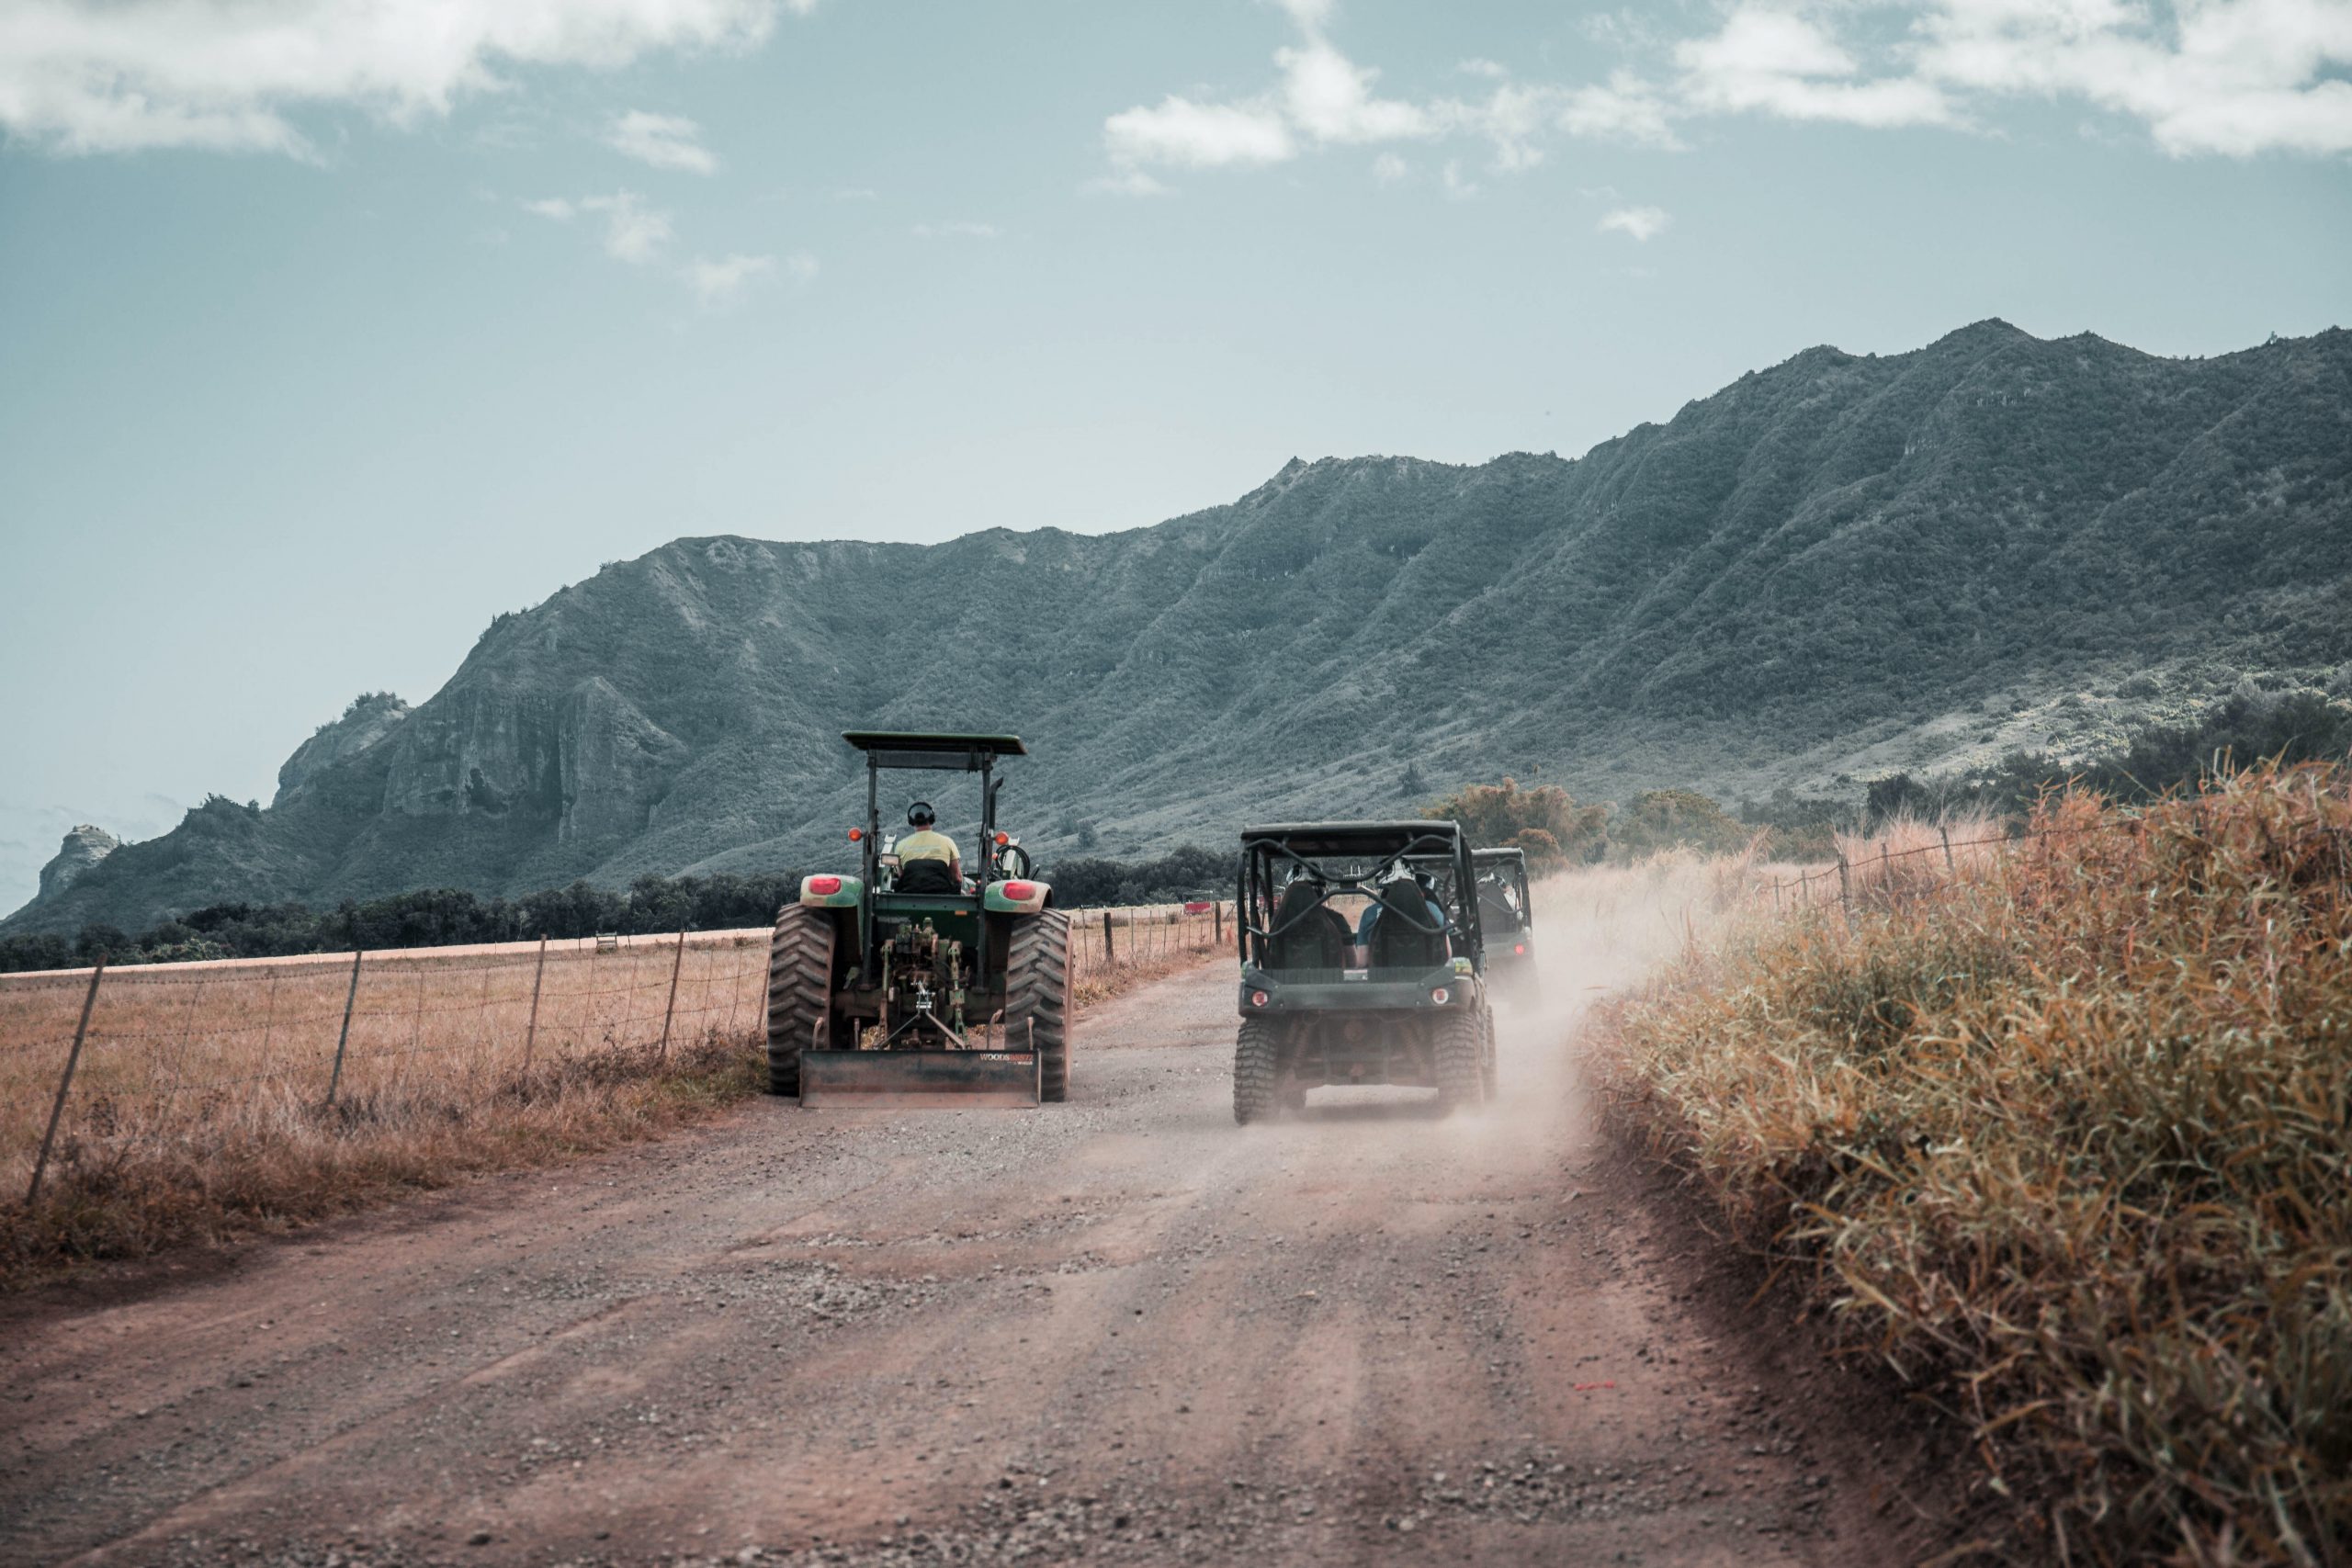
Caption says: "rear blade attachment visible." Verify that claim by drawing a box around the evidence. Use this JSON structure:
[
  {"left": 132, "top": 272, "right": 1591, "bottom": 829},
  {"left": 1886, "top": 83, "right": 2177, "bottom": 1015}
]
[{"left": 798, "top": 1049, "right": 1041, "bottom": 1108}]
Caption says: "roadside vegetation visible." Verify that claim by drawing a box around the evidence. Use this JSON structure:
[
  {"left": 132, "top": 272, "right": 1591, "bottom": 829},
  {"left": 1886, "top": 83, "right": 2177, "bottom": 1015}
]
[{"left": 1593, "top": 763, "right": 2352, "bottom": 1563}]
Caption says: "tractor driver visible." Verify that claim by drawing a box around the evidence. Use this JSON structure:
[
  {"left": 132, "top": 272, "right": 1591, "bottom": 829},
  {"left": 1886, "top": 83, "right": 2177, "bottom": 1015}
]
[{"left": 894, "top": 802, "right": 964, "bottom": 894}]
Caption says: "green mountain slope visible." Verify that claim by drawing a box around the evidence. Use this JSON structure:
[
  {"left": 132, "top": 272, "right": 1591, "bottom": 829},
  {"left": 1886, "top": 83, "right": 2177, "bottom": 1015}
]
[{"left": 14, "top": 321, "right": 2349, "bottom": 936}]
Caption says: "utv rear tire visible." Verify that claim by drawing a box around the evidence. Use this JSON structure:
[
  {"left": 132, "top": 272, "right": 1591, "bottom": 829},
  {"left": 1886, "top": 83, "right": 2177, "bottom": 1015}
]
[
  {"left": 1007, "top": 910, "right": 1073, "bottom": 1103},
  {"left": 765, "top": 905, "right": 835, "bottom": 1098},
  {"left": 1435, "top": 1010, "right": 1485, "bottom": 1115},
  {"left": 1479, "top": 1004, "right": 1498, "bottom": 1102},
  {"left": 1233, "top": 1019, "right": 1280, "bottom": 1125}
]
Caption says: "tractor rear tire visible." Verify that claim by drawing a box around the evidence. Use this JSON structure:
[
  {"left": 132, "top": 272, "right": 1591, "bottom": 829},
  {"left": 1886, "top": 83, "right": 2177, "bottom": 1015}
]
[
  {"left": 1435, "top": 1010, "right": 1485, "bottom": 1115},
  {"left": 765, "top": 905, "right": 835, "bottom": 1098},
  {"left": 1233, "top": 1019, "right": 1280, "bottom": 1125},
  {"left": 1007, "top": 910, "right": 1073, "bottom": 1103}
]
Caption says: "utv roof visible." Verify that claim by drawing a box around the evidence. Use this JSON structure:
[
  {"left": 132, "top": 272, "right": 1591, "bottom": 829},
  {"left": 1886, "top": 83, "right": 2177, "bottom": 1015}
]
[
  {"left": 1473, "top": 847, "right": 1529, "bottom": 865},
  {"left": 841, "top": 731, "right": 1028, "bottom": 770},
  {"left": 1240, "top": 820, "right": 1464, "bottom": 857}
]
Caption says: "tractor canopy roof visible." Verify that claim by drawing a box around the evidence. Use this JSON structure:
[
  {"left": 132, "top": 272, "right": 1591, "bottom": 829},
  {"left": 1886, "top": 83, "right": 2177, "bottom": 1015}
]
[
  {"left": 1240, "top": 820, "right": 1464, "bottom": 860},
  {"left": 841, "top": 732, "right": 1028, "bottom": 772}
]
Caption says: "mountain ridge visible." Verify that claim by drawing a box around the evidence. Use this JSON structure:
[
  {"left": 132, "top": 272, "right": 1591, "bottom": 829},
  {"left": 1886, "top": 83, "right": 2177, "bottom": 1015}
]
[{"left": 14, "top": 320, "right": 2350, "bottom": 936}]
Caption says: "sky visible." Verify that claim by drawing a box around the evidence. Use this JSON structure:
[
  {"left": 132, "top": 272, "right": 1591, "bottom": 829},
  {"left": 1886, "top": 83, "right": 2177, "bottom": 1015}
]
[{"left": 2, "top": 0, "right": 2349, "bottom": 910}]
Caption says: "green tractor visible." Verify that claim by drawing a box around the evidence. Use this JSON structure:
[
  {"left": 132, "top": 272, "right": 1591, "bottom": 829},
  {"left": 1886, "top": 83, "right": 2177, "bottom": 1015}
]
[
  {"left": 765, "top": 732, "right": 1070, "bottom": 1108},
  {"left": 1471, "top": 846, "right": 1539, "bottom": 1006},
  {"left": 1230, "top": 820, "right": 1496, "bottom": 1123}
]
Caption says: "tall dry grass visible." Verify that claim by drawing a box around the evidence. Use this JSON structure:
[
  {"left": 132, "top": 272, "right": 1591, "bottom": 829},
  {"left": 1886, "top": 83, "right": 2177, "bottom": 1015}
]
[
  {"left": 1594, "top": 765, "right": 2352, "bottom": 1564},
  {"left": 1, "top": 905, "right": 1231, "bottom": 1284}
]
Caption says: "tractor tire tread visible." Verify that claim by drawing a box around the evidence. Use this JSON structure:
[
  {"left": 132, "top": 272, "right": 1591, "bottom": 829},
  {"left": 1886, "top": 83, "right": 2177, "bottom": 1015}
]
[
  {"left": 765, "top": 904, "right": 834, "bottom": 1098},
  {"left": 1007, "top": 909, "right": 1073, "bottom": 1103}
]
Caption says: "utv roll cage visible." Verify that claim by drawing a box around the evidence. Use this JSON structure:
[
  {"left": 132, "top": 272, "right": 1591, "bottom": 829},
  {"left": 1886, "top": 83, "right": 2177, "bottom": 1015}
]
[
  {"left": 1235, "top": 820, "right": 1485, "bottom": 975},
  {"left": 1470, "top": 847, "right": 1532, "bottom": 931}
]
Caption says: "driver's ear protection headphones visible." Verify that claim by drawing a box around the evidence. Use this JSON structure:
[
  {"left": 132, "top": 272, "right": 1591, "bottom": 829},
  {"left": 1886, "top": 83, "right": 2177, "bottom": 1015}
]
[{"left": 907, "top": 801, "right": 936, "bottom": 828}]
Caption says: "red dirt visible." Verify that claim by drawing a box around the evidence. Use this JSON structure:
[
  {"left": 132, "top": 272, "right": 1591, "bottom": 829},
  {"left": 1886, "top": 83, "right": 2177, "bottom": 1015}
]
[{"left": 0, "top": 962, "right": 1973, "bottom": 1568}]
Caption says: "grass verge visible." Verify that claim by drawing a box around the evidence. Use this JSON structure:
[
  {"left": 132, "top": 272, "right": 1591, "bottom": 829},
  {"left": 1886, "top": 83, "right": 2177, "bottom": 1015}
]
[
  {"left": 1591, "top": 764, "right": 2351, "bottom": 1565},
  {"left": 6, "top": 1029, "right": 762, "bottom": 1289}
]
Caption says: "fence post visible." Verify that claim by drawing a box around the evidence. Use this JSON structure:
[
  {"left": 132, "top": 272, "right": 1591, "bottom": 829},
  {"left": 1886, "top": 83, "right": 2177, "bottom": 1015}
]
[
  {"left": 1836, "top": 853, "right": 1851, "bottom": 910},
  {"left": 1880, "top": 841, "right": 1892, "bottom": 892},
  {"left": 1214, "top": 901, "right": 1222, "bottom": 944},
  {"left": 658, "top": 929, "right": 687, "bottom": 1061},
  {"left": 27, "top": 957, "right": 107, "bottom": 1207},
  {"left": 1940, "top": 824, "right": 1955, "bottom": 874},
  {"left": 326, "top": 950, "right": 365, "bottom": 1106},
  {"left": 1772, "top": 877, "right": 1781, "bottom": 912},
  {"left": 1102, "top": 910, "right": 1115, "bottom": 964},
  {"left": 524, "top": 934, "right": 549, "bottom": 1070}
]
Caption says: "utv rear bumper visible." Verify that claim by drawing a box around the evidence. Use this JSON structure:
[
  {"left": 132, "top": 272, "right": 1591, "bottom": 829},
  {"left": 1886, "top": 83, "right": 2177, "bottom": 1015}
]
[{"left": 1238, "top": 966, "right": 1474, "bottom": 1016}]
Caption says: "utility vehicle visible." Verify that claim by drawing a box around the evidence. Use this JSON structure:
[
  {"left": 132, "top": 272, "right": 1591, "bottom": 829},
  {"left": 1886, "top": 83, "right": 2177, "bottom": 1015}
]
[
  {"left": 766, "top": 732, "right": 1069, "bottom": 1108},
  {"left": 1471, "top": 846, "right": 1539, "bottom": 1005},
  {"left": 1230, "top": 820, "right": 1495, "bottom": 1122}
]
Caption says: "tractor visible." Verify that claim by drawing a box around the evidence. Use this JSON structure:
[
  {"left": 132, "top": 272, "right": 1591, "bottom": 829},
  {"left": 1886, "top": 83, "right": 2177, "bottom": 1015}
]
[
  {"left": 1471, "top": 846, "right": 1539, "bottom": 1006},
  {"left": 1229, "top": 820, "right": 1496, "bottom": 1122},
  {"left": 765, "top": 732, "right": 1070, "bottom": 1108}
]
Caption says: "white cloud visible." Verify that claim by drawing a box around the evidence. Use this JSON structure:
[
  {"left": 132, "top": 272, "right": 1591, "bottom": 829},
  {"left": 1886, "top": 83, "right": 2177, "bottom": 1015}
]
[
  {"left": 782, "top": 249, "right": 819, "bottom": 283},
  {"left": 1598, "top": 205, "right": 1671, "bottom": 240},
  {"left": 1556, "top": 71, "right": 1684, "bottom": 148},
  {"left": 523, "top": 197, "right": 577, "bottom": 221},
  {"left": 605, "top": 109, "right": 717, "bottom": 174},
  {"left": 0, "top": 0, "right": 798, "bottom": 158},
  {"left": 580, "top": 191, "right": 672, "bottom": 264},
  {"left": 684, "top": 252, "right": 773, "bottom": 306},
  {"left": 1442, "top": 158, "right": 1480, "bottom": 197},
  {"left": 911, "top": 220, "right": 1001, "bottom": 239},
  {"left": 1912, "top": 0, "right": 2352, "bottom": 154},
  {"left": 1277, "top": 37, "right": 1435, "bottom": 143},
  {"left": 1104, "top": 95, "right": 1297, "bottom": 168},
  {"left": 1372, "top": 151, "right": 1410, "bottom": 182},
  {"left": 1095, "top": 0, "right": 2352, "bottom": 187},
  {"left": 1674, "top": 8, "right": 1956, "bottom": 128}
]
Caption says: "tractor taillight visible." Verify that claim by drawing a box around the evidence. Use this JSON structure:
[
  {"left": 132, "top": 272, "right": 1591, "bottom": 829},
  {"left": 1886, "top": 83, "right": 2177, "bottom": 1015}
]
[
  {"left": 1430, "top": 987, "right": 1451, "bottom": 1004},
  {"left": 995, "top": 831, "right": 1010, "bottom": 846},
  {"left": 1002, "top": 880, "right": 1037, "bottom": 901},
  {"left": 808, "top": 875, "right": 842, "bottom": 896},
  {"left": 1250, "top": 990, "right": 1270, "bottom": 1008},
  {"left": 848, "top": 828, "right": 864, "bottom": 841}
]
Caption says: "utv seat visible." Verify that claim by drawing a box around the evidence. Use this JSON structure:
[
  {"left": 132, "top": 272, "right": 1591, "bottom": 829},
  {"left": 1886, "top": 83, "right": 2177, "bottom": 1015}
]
[
  {"left": 1368, "top": 884, "right": 1449, "bottom": 971},
  {"left": 1267, "top": 882, "right": 1351, "bottom": 971}
]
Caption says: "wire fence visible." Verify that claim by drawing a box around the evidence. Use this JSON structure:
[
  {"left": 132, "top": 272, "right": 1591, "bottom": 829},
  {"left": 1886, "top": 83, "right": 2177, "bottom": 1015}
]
[{"left": 3, "top": 902, "right": 1232, "bottom": 1206}]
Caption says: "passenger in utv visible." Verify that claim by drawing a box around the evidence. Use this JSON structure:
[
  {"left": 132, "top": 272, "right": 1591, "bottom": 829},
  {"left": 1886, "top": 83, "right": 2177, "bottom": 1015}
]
[
  {"left": 1267, "top": 872, "right": 1351, "bottom": 970},
  {"left": 1357, "top": 870, "right": 1446, "bottom": 952},
  {"left": 894, "top": 802, "right": 963, "bottom": 894}
]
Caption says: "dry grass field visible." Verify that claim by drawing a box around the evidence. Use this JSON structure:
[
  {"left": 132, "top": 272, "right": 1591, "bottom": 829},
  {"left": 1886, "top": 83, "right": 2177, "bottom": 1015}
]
[
  {"left": 1594, "top": 766, "right": 2352, "bottom": 1564},
  {"left": 1, "top": 904, "right": 1228, "bottom": 1282}
]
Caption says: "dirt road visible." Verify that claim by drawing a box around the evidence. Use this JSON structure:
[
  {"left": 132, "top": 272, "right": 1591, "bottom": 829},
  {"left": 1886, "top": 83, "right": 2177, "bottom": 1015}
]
[{"left": 2, "top": 949, "right": 1953, "bottom": 1567}]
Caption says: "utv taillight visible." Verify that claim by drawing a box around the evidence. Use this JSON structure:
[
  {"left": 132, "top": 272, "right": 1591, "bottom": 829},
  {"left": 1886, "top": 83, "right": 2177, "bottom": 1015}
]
[
  {"left": 1430, "top": 987, "right": 1451, "bottom": 1004},
  {"left": 808, "top": 875, "right": 842, "bottom": 896},
  {"left": 1250, "top": 990, "right": 1270, "bottom": 1008},
  {"left": 1514, "top": 943, "right": 1526, "bottom": 955},
  {"left": 1002, "top": 880, "right": 1037, "bottom": 900}
]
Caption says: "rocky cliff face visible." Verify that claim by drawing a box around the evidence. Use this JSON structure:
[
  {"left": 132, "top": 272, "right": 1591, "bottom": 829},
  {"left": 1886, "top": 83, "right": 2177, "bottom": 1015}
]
[
  {"left": 13, "top": 321, "right": 2349, "bottom": 936},
  {"left": 32, "top": 826, "right": 119, "bottom": 908}
]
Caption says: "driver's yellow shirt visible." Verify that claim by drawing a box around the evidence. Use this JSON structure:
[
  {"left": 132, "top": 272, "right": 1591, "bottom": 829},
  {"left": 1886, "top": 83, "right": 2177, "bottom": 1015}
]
[{"left": 899, "top": 829, "right": 960, "bottom": 865}]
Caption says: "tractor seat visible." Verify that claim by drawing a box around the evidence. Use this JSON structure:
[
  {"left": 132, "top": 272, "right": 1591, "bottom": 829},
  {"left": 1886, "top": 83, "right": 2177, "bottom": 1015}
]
[{"left": 895, "top": 859, "right": 961, "bottom": 895}]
